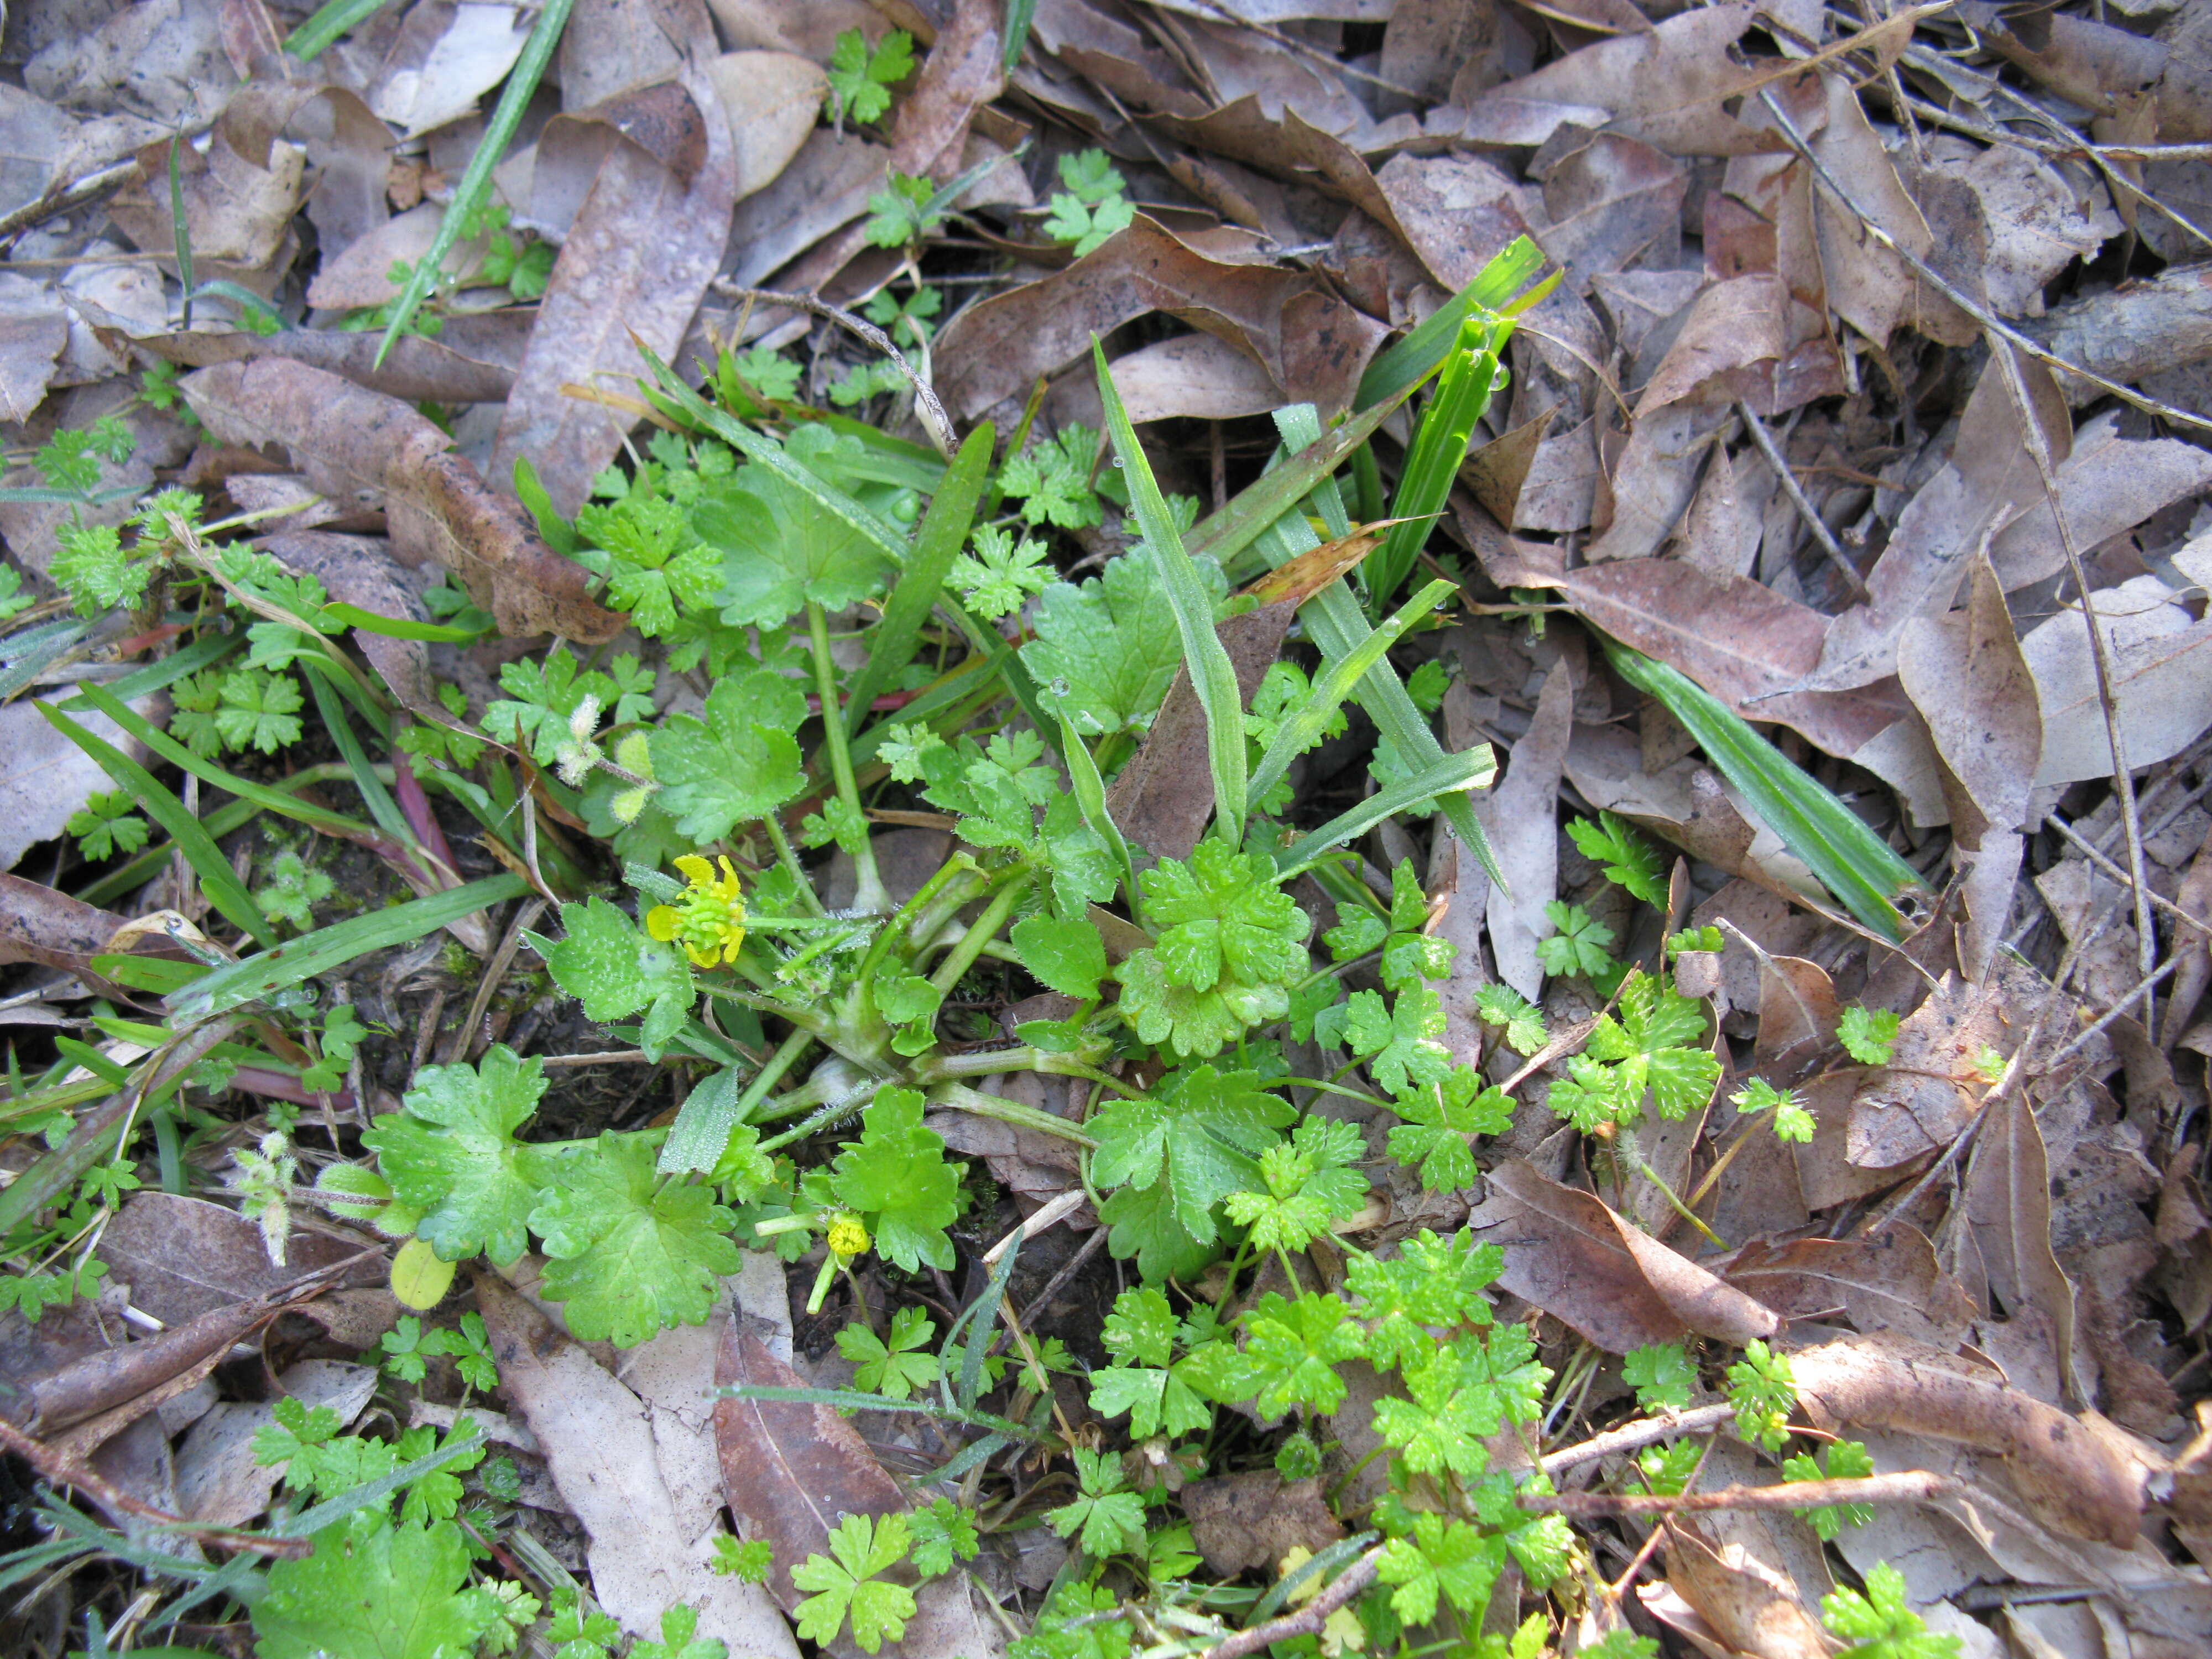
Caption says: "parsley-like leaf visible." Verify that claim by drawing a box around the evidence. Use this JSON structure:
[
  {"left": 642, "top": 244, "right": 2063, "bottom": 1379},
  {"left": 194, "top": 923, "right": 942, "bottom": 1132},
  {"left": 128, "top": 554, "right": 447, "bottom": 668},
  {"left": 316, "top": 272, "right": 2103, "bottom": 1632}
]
[
  {"left": 1533, "top": 900, "right": 1616, "bottom": 979},
  {"left": 1545, "top": 968, "right": 1717, "bottom": 1129},
  {"left": 1024, "top": 547, "right": 1220, "bottom": 737},
  {"left": 1821, "top": 1561, "right": 1960, "bottom": 1659},
  {"left": 792, "top": 1512, "right": 916, "bottom": 1654},
  {"left": 823, "top": 28, "right": 913, "bottom": 127},
  {"left": 1116, "top": 841, "right": 1310, "bottom": 1059},
  {"left": 362, "top": 1046, "right": 547, "bottom": 1267},
  {"left": 1223, "top": 1117, "right": 1366, "bottom": 1253},
  {"left": 1088, "top": 1065, "right": 1292, "bottom": 1249},
  {"left": 1567, "top": 810, "right": 1668, "bottom": 905},
  {"left": 693, "top": 427, "right": 895, "bottom": 626},
  {"left": 1474, "top": 983, "right": 1549, "bottom": 1054},
  {"left": 829, "top": 1088, "right": 959, "bottom": 1272},
  {"left": 909, "top": 1496, "right": 979, "bottom": 1578},
  {"left": 1046, "top": 1449, "right": 1146, "bottom": 1556},
  {"left": 527, "top": 1132, "right": 742, "bottom": 1346},
  {"left": 948, "top": 523, "right": 1052, "bottom": 619},
  {"left": 1622, "top": 1342, "right": 1695, "bottom": 1411},
  {"left": 1385, "top": 1067, "right": 1512, "bottom": 1191},
  {"left": 837, "top": 1305, "right": 941, "bottom": 1400},
  {"left": 1837, "top": 1004, "right": 1900, "bottom": 1065},
  {"left": 1785, "top": 1438, "right": 1877, "bottom": 1538},
  {"left": 647, "top": 668, "right": 808, "bottom": 842}
]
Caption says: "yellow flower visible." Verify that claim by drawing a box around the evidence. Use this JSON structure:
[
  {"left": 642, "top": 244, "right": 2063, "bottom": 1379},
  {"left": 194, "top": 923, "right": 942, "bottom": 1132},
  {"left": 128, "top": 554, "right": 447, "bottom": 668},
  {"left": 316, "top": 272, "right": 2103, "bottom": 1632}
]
[
  {"left": 826, "top": 1213, "right": 870, "bottom": 1261},
  {"left": 645, "top": 854, "right": 748, "bottom": 968}
]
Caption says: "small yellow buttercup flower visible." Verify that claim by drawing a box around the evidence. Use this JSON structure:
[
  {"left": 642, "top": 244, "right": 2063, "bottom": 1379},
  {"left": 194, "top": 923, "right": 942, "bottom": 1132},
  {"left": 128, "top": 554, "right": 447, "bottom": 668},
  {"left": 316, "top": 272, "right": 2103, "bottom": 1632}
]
[
  {"left": 645, "top": 854, "right": 748, "bottom": 967},
  {"left": 826, "top": 1213, "right": 870, "bottom": 1261}
]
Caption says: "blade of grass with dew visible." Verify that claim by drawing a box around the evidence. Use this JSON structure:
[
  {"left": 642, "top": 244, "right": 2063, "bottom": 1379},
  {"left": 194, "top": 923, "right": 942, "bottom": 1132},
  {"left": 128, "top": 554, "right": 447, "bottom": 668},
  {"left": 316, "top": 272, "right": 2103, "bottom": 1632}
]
[
  {"left": 1248, "top": 578, "right": 1452, "bottom": 809},
  {"left": 168, "top": 137, "right": 194, "bottom": 331},
  {"left": 1183, "top": 387, "right": 1416, "bottom": 574},
  {"left": 284, "top": 0, "right": 394, "bottom": 61},
  {"left": 168, "top": 873, "right": 526, "bottom": 1022},
  {"left": 375, "top": 0, "right": 573, "bottom": 366},
  {"left": 1368, "top": 313, "right": 1509, "bottom": 608},
  {"left": 1354, "top": 235, "right": 1548, "bottom": 411},
  {"left": 1599, "top": 638, "right": 1928, "bottom": 941},
  {"left": 1094, "top": 338, "right": 1246, "bottom": 842},
  {"left": 1276, "top": 748, "right": 1497, "bottom": 879},
  {"left": 1004, "top": 0, "right": 1038, "bottom": 69},
  {"left": 38, "top": 704, "right": 274, "bottom": 946},
  {"left": 72, "top": 683, "right": 398, "bottom": 853},
  {"left": 844, "top": 422, "right": 992, "bottom": 737},
  {"left": 1266, "top": 401, "right": 1506, "bottom": 886}
]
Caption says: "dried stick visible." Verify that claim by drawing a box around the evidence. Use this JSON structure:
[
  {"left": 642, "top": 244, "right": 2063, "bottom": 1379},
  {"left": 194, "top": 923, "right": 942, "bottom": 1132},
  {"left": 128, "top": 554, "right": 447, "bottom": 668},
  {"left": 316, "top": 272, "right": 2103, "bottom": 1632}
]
[
  {"left": 1735, "top": 401, "right": 1871, "bottom": 602},
  {"left": 1520, "top": 1470, "right": 1952, "bottom": 1518},
  {"left": 1540, "top": 1404, "right": 1738, "bottom": 1477},
  {"left": 1201, "top": 1545, "right": 1385, "bottom": 1659},
  {"left": 1756, "top": 86, "right": 2212, "bottom": 435}
]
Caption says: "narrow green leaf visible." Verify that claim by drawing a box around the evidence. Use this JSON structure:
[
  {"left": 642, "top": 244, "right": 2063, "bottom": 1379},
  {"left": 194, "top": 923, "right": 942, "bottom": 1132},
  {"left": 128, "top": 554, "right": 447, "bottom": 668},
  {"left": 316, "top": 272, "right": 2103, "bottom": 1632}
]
[
  {"left": 301, "top": 663, "right": 413, "bottom": 849},
  {"left": 375, "top": 0, "right": 573, "bottom": 366},
  {"left": 1248, "top": 579, "right": 1452, "bottom": 808},
  {"left": 1058, "top": 713, "right": 1138, "bottom": 915},
  {"left": 1276, "top": 748, "right": 1496, "bottom": 877},
  {"left": 0, "top": 622, "right": 93, "bottom": 702},
  {"left": 710, "top": 1384, "right": 1036, "bottom": 1440},
  {"left": 844, "top": 421, "right": 993, "bottom": 735},
  {"left": 1355, "top": 235, "right": 1546, "bottom": 410},
  {"left": 1183, "top": 390, "right": 1413, "bottom": 575},
  {"left": 54, "top": 630, "right": 237, "bottom": 708},
  {"left": 319, "top": 603, "right": 483, "bottom": 643},
  {"left": 1093, "top": 339, "right": 1246, "bottom": 842},
  {"left": 1004, "top": 0, "right": 1038, "bottom": 69},
  {"left": 167, "top": 874, "right": 526, "bottom": 1022},
  {"left": 1370, "top": 314, "right": 1508, "bottom": 607},
  {"left": 953, "top": 1227, "right": 1022, "bottom": 1411},
  {"left": 1599, "top": 639, "right": 1928, "bottom": 941},
  {"left": 39, "top": 704, "right": 275, "bottom": 946},
  {"left": 284, "top": 0, "right": 394, "bottom": 60},
  {"left": 168, "top": 138, "right": 194, "bottom": 332},
  {"left": 1266, "top": 404, "right": 1505, "bottom": 887}
]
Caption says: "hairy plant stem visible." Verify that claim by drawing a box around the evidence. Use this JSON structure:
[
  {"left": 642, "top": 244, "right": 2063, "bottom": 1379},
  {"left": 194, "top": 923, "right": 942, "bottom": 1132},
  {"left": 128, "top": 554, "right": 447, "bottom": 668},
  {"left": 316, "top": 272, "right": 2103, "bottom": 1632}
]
[
  {"left": 805, "top": 599, "right": 888, "bottom": 914},
  {"left": 758, "top": 812, "right": 827, "bottom": 919},
  {"left": 729, "top": 1027, "right": 812, "bottom": 1130},
  {"left": 1614, "top": 1129, "right": 1725, "bottom": 1250},
  {"left": 927, "top": 871, "right": 1031, "bottom": 993},
  {"left": 857, "top": 851, "right": 978, "bottom": 985},
  {"left": 927, "top": 1081, "right": 1098, "bottom": 1148}
]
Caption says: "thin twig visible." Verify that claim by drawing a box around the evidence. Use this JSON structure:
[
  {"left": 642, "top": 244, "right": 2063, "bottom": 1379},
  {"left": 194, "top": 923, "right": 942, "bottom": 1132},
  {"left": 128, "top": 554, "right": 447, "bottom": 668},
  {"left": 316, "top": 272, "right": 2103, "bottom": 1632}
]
[
  {"left": 1735, "top": 401, "right": 1870, "bottom": 602},
  {"left": 1199, "top": 1545, "right": 1385, "bottom": 1659},
  {"left": 2047, "top": 949, "right": 2187, "bottom": 1072},
  {"left": 1520, "top": 1469, "right": 1952, "bottom": 1517},
  {"left": 535, "top": 1048, "right": 652, "bottom": 1066},
  {"left": 0, "top": 155, "right": 144, "bottom": 249},
  {"left": 0, "top": 1415, "right": 312, "bottom": 1557},
  {"left": 1756, "top": 86, "right": 2212, "bottom": 435},
  {"left": 708, "top": 283, "right": 956, "bottom": 457},
  {"left": 1989, "top": 340, "right": 2158, "bottom": 1023},
  {"left": 2043, "top": 815, "right": 2200, "bottom": 934},
  {"left": 1540, "top": 1404, "right": 1738, "bottom": 1477}
]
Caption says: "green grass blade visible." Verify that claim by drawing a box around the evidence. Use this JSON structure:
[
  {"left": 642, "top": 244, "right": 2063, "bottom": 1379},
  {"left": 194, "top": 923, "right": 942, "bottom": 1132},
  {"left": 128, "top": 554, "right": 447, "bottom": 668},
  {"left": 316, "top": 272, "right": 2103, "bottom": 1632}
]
[
  {"left": 168, "top": 138, "right": 194, "bottom": 332},
  {"left": 1094, "top": 340, "right": 1246, "bottom": 842},
  {"left": 952, "top": 1227, "right": 1022, "bottom": 1411},
  {"left": 1004, "top": 0, "right": 1038, "bottom": 69},
  {"left": 167, "top": 873, "right": 526, "bottom": 1022},
  {"left": 1058, "top": 713, "right": 1139, "bottom": 917},
  {"left": 284, "top": 0, "right": 393, "bottom": 60},
  {"left": 375, "top": 0, "right": 573, "bottom": 366},
  {"left": 301, "top": 662, "right": 413, "bottom": 848},
  {"left": 319, "top": 603, "right": 483, "bottom": 644},
  {"left": 1184, "top": 389, "right": 1413, "bottom": 575},
  {"left": 1369, "top": 314, "right": 1507, "bottom": 607},
  {"left": 39, "top": 704, "right": 275, "bottom": 946},
  {"left": 72, "top": 682, "right": 394, "bottom": 851},
  {"left": 1355, "top": 234, "right": 1546, "bottom": 410},
  {"left": 844, "top": 421, "right": 993, "bottom": 736},
  {"left": 0, "top": 621, "right": 94, "bottom": 701},
  {"left": 1275, "top": 748, "right": 1497, "bottom": 878},
  {"left": 54, "top": 630, "right": 237, "bottom": 707},
  {"left": 1267, "top": 404, "right": 1506, "bottom": 888},
  {"left": 1599, "top": 639, "right": 1928, "bottom": 941},
  {"left": 1248, "top": 578, "right": 1452, "bottom": 809}
]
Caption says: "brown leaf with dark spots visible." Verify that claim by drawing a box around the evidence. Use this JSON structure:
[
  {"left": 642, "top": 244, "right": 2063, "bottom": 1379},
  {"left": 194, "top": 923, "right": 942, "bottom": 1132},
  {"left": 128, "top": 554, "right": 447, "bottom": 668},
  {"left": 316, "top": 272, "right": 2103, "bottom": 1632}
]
[
  {"left": 1965, "top": 1082, "right": 2080, "bottom": 1399},
  {"left": 492, "top": 71, "right": 739, "bottom": 514},
  {"left": 888, "top": 0, "right": 1003, "bottom": 181},
  {"left": 1467, "top": 1159, "right": 1781, "bottom": 1353},
  {"left": 935, "top": 215, "right": 1386, "bottom": 422},
  {"left": 1183, "top": 1473, "right": 1343, "bottom": 1577},
  {"left": 1658, "top": 1517, "right": 1832, "bottom": 1659},
  {"left": 713, "top": 1311, "right": 904, "bottom": 1608},
  {"left": 181, "top": 357, "right": 624, "bottom": 640},
  {"left": 0, "top": 874, "right": 183, "bottom": 989},
  {"left": 1719, "top": 1225, "right": 1973, "bottom": 1350},
  {"left": 1748, "top": 947, "right": 1840, "bottom": 1076},
  {"left": 1789, "top": 1333, "right": 2142, "bottom": 1547}
]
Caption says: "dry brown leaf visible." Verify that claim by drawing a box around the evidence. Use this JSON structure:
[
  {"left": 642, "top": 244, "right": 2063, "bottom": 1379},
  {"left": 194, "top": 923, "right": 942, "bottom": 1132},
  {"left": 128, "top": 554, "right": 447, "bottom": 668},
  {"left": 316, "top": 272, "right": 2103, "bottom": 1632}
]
[
  {"left": 1846, "top": 973, "right": 2011, "bottom": 1170},
  {"left": 1898, "top": 550, "right": 2039, "bottom": 841},
  {"left": 181, "top": 357, "right": 625, "bottom": 640},
  {"left": 2027, "top": 264, "right": 2212, "bottom": 403},
  {"left": 560, "top": 0, "right": 712, "bottom": 113},
  {"left": 492, "top": 73, "right": 738, "bottom": 514},
  {"left": 935, "top": 215, "right": 1386, "bottom": 422},
  {"left": 1467, "top": 1158, "right": 1781, "bottom": 1353},
  {"left": 0, "top": 874, "right": 175, "bottom": 991},
  {"left": 1182, "top": 1472, "right": 1344, "bottom": 1576},
  {"left": 219, "top": 80, "right": 393, "bottom": 263},
  {"left": 702, "top": 50, "right": 827, "bottom": 199},
  {"left": 141, "top": 326, "right": 516, "bottom": 405},
  {"left": 175, "top": 1360, "right": 378, "bottom": 1527},
  {"left": 1478, "top": 660, "right": 1573, "bottom": 1000},
  {"left": 1789, "top": 1333, "right": 2143, "bottom": 1548},
  {"left": 1535, "top": 132, "right": 1686, "bottom": 291},
  {"left": 1490, "top": 3, "right": 1766, "bottom": 156},
  {"left": 476, "top": 1273, "right": 798, "bottom": 1652},
  {"left": 102, "top": 1192, "right": 385, "bottom": 1328},
  {"left": 0, "top": 692, "right": 166, "bottom": 873},
  {"left": 888, "top": 0, "right": 1004, "bottom": 181},
  {"left": 712, "top": 1300, "right": 905, "bottom": 1609},
  {"left": 368, "top": 0, "right": 532, "bottom": 136},
  {"left": 1587, "top": 404, "right": 1724, "bottom": 563},
  {"left": 1105, "top": 332, "right": 1284, "bottom": 424},
  {"left": 1966, "top": 1083, "right": 2083, "bottom": 1402},
  {"left": 1989, "top": 414, "right": 2212, "bottom": 592},
  {"left": 1636, "top": 277, "right": 1788, "bottom": 416},
  {"left": 1658, "top": 1517, "right": 1833, "bottom": 1659},
  {"left": 1748, "top": 948, "right": 1839, "bottom": 1075},
  {"left": 1911, "top": 136, "right": 2120, "bottom": 318},
  {"left": 1721, "top": 1226, "right": 1973, "bottom": 1350}
]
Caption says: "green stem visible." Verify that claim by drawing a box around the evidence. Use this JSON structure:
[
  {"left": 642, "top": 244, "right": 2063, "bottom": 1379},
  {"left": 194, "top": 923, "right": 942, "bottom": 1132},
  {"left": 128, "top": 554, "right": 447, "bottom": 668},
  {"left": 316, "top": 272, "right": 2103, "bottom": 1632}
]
[
  {"left": 857, "top": 851, "right": 976, "bottom": 984},
  {"left": 759, "top": 812, "right": 827, "bottom": 919},
  {"left": 1278, "top": 1076, "right": 1395, "bottom": 1112},
  {"left": 805, "top": 599, "right": 888, "bottom": 914},
  {"left": 927, "top": 871, "right": 1031, "bottom": 994},
  {"left": 698, "top": 982, "right": 834, "bottom": 1042},
  {"left": 1615, "top": 1130, "right": 1726, "bottom": 1251},
  {"left": 928, "top": 1081, "right": 1097, "bottom": 1148},
  {"left": 731, "top": 1028, "right": 812, "bottom": 1129}
]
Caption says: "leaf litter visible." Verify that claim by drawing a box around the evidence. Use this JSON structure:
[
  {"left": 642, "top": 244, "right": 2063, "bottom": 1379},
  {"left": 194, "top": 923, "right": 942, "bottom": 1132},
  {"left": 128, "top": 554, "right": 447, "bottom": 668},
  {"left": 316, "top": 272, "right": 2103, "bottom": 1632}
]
[{"left": 1, "top": 1, "right": 2211, "bottom": 1656}]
